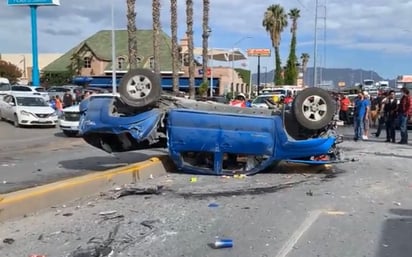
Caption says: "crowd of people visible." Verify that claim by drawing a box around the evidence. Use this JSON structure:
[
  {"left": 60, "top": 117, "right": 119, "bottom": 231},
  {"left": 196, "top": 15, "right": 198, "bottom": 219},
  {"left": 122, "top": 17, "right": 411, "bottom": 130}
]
[
  {"left": 339, "top": 87, "right": 412, "bottom": 144},
  {"left": 49, "top": 90, "right": 94, "bottom": 115}
]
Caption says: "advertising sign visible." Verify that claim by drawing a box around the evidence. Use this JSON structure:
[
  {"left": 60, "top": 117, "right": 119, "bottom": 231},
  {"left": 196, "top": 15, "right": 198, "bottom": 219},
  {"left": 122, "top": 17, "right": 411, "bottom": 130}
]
[
  {"left": 7, "top": 0, "right": 60, "bottom": 6},
  {"left": 247, "top": 48, "right": 271, "bottom": 57}
]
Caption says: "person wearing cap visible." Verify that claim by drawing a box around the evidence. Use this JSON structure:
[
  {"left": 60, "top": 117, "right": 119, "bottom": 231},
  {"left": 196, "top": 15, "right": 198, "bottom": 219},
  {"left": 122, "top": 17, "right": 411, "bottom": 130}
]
[{"left": 229, "top": 93, "right": 247, "bottom": 108}]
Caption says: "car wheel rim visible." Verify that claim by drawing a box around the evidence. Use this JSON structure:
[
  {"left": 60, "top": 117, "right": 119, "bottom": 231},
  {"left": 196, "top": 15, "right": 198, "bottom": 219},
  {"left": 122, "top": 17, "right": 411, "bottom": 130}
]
[
  {"left": 302, "top": 95, "right": 327, "bottom": 122},
  {"left": 126, "top": 75, "right": 152, "bottom": 100}
]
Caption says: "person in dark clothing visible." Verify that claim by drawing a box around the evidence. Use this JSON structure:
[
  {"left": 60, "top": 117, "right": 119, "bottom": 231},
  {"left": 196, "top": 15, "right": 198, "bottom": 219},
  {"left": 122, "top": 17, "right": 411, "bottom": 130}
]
[
  {"left": 374, "top": 92, "right": 387, "bottom": 138},
  {"left": 383, "top": 90, "right": 398, "bottom": 143},
  {"left": 63, "top": 91, "right": 74, "bottom": 108},
  {"left": 397, "top": 87, "right": 410, "bottom": 144}
]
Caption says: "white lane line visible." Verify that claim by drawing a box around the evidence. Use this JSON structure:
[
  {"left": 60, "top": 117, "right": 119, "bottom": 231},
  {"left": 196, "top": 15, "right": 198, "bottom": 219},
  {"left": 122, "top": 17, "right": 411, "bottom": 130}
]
[{"left": 275, "top": 210, "right": 322, "bottom": 257}]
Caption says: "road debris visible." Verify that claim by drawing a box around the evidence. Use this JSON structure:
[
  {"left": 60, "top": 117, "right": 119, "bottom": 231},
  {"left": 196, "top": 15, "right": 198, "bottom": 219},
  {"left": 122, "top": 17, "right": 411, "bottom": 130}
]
[
  {"left": 110, "top": 185, "right": 164, "bottom": 199},
  {"left": 99, "top": 210, "right": 117, "bottom": 216},
  {"left": 68, "top": 224, "right": 120, "bottom": 257},
  {"left": 393, "top": 201, "right": 402, "bottom": 206},
  {"left": 306, "top": 190, "right": 313, "bottom": 196},
  {"left": 210, "top": 238, "right": 233, "bottom": 249},
  {"left": 190, "top": 177, "right": 197, "bottom": 183},
  {"left": 3, "top": 238, "right": 14, "bottom": 244},
  {"left": 98, "top": 211, "right": 124, "bottom": 224},
  {"left": 208, "top": 203, "right": 219, "bottom": 208}
]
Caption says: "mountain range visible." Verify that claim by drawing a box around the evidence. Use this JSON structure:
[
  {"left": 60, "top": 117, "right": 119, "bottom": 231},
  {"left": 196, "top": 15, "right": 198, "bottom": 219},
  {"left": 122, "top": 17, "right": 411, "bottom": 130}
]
[{"left": 252, "top": 68, "right": 396, "bottom": 88}]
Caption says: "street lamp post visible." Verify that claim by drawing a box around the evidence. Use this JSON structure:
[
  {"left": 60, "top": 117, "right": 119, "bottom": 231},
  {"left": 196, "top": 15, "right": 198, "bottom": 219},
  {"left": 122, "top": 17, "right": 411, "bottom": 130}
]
[
  {"left": 263, "top": 66, "right": 267, "bottom": 86},
  {"left": 230, "top": 36, "right": 252, "bottom": 95},
  {"left": 111, "top": 0, "right": 117, "bottom": 95},
  {"left": 207, "top": 27, "right": 213, "bottom": 97}
]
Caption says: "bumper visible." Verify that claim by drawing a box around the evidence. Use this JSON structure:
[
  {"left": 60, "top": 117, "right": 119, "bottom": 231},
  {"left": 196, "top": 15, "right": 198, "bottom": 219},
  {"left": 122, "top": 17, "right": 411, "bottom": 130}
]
[
  {"left": 19, "top": 118, "right": 58, "bottom": 126},
  {"left": 59, "top": 119, "right": 80, "bottom": 131},
  {"left": 19, "top": 112, "right": 58, "bottom": 125}
]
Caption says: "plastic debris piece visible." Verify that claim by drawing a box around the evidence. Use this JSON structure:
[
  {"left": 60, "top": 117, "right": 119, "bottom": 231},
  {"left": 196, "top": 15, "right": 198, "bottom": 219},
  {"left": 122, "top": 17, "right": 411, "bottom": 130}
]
[
  {"left": 208, "top": 203, "right": 219, "bottom": 208},
  {"left": 190, "top": 177, "right": 197, "bottom": 183},
  {"left": 212, "top": 239, "right": 233, "bottom": 249},
  {"left": 99, "top": 210, "right": 117, "bottom": 216}
]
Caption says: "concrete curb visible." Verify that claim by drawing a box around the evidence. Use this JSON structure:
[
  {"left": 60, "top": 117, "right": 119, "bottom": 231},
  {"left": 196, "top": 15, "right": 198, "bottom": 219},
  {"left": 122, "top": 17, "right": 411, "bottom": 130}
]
[{"left": 0, "top": 156, "right": 171, "bottom": 222}]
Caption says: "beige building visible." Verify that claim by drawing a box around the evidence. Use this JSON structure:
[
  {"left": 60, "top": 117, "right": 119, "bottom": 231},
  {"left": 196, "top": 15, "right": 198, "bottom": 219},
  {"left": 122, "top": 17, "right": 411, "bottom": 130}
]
[{"left": 0, "top": 53, "right": 62, "bottom": 83}]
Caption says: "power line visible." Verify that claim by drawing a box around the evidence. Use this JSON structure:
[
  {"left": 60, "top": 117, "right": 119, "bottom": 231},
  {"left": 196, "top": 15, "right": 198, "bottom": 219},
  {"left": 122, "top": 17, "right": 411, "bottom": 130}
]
[{"left": 295, "top": 0, "right": 310, "bottom": 12}]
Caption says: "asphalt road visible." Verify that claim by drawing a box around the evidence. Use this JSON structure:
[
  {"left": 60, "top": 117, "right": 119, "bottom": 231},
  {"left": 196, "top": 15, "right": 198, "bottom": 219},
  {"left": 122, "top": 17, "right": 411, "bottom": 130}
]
[
  {"left": 1, "top": 126, "right": 412, "bottom": 256},
  {"left": 0, "top": 121, "right": 166, "bottom": 193}
]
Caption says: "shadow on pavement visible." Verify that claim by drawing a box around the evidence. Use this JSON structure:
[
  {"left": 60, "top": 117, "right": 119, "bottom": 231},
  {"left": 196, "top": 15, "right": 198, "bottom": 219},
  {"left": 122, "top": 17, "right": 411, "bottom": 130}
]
[
  {"left": 58, "top": 152, "right": 153, "bottom": 171},
  {"left": 376, "top": 208, "right": 412, "bottom": 257},
  {"left": 53, "top": 131, "right": 77, "bottom": 138}
]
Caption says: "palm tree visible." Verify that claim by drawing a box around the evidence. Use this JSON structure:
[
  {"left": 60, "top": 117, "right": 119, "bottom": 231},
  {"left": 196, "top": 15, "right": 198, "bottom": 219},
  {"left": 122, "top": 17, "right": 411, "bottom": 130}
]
[
  {"left": 300, "top": 53, "right": 310, "bottom": 86},
  {"left": 262, "top": 4, "right": 288, "bottom": 85},
  {"left": 152, "top": 0, "right": 161, "bottom": 75},
  {"left": 201, "top": 0, "right": 210, "bottom": 84},
  {"left": 126, "top": 0, "right": 138, "bottom": 69},
  {"left": 186, "top": 0, "right": 195, "bottom": 99},
  {"left": 284, "top": 8, "right": 301, "bottom": 85},
  {"left": 170, "top": 0, "right": 179, "bottom": 93}
]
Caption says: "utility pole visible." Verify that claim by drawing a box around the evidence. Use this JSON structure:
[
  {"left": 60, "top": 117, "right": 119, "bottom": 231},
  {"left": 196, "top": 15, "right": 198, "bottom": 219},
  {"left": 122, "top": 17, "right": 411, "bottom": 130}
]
[
  {"left": 313, "top": 0, "right": 319, "bottom": 87},
  {"left": 313, "top": 0, "right": 327, "bottom": 87}
]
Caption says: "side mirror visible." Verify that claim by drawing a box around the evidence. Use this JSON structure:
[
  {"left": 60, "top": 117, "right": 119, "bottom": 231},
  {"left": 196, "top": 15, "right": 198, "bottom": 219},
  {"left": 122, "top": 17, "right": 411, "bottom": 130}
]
[{"left": 9, "top": 102, "right": 15, "bottom": 106}]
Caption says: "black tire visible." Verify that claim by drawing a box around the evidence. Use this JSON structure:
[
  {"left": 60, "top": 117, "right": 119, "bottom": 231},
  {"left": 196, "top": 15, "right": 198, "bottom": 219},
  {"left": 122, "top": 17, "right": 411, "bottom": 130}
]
[
  {"left": 292, "top": 88, "right": 336, "bottom": 130},
  {"left": 118, "top": 68, "right": 161, "bottom": 108},
  {"left": 63, "top": 130, "right": 78, "bottom": 137}
]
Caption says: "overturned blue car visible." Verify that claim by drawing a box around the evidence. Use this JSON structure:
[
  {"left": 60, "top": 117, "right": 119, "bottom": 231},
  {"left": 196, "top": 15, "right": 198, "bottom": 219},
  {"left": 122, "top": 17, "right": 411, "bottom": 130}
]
[{"left": 79, "top": 69, "right": 343, "bottom": 176}]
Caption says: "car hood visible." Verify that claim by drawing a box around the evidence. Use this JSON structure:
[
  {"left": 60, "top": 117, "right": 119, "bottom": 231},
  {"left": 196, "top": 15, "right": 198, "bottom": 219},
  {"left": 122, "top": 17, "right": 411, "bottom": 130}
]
[
  {"left": 18, "top": 106, "right": 55, "bottom": 114},
  {"left": 63, "top": 105, "right": 80, "bottom": 112}
]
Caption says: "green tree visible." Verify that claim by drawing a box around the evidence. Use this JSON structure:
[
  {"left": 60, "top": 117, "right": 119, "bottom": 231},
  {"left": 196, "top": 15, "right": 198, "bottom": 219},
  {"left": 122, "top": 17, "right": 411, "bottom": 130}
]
[
  {"left": 0, "top": 60, "right": 22, "bottom": 84},
  {"left": 69, "top": 52, "right": 84, "bottom": 76},
  {"left": 234, "top": 68, "right": 251, "bottom": 85},
  {"left": 284, "top": 8, "right": 300, "bottom": 85},
  {"left": 198, "top": 81, "right": 208, "bottom": 96},
  {"left": 262, "top": 4, "right": 288, "bottom": 86},
  {"left": 186, "top": 0, "right": 195, "bottom": 99},
  {"left": 300, "top": 53, "right": 310, "bottom": 86},
  {"left": 152, "top": 0, "right": 161, "bottom": 75},
  {"left": 201, "top": 0, "right": 210, "bottom": 84},
  {"left": 170, "top": 0, "right": 180, "bottom": 93},
  {"left": 126, "top": 0, "right": 138, "bottom": 69}
]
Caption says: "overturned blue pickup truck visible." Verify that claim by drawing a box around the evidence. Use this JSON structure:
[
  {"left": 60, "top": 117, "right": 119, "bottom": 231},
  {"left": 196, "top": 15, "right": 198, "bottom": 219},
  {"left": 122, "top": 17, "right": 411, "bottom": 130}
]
[{"left": 79, "top": 69, "right": 343, "bottom": 176}]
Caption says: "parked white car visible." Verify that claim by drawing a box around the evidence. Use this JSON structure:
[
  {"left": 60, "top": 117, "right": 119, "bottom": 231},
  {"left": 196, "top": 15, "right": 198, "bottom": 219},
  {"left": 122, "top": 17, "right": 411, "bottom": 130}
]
[
  {"left": 59, "top": 105, "right": 80, "bottom": 137},
  {"left": 0, "top": 84, "right": 49, "bottom": 101},
  {"left": 0, "top": 93, "right": 58, "bottom": 127}
]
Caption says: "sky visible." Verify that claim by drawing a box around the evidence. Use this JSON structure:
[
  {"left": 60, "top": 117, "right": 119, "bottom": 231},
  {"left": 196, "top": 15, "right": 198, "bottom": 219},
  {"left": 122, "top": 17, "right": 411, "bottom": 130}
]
[{"left": 1, "top": 0, "right": 412, "bottom": 80}]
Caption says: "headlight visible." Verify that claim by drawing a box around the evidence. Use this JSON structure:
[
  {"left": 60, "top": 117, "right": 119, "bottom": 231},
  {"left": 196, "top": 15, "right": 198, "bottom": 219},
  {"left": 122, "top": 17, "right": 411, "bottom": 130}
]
[{"left": 21, "top": 110, "right": 32, "bottom": 116}]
